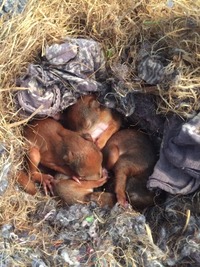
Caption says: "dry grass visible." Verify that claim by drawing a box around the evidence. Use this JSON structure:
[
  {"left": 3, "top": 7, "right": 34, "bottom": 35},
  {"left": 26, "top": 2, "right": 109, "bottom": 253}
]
[{"left": 0, "top": 0, "right": 200, "bottom": 265}]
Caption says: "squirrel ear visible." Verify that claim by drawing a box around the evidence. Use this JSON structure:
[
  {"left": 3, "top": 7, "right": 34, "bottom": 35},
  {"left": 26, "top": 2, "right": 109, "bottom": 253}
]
[{"left": 81, "top": 133, "right": 93, "bottom": 142}]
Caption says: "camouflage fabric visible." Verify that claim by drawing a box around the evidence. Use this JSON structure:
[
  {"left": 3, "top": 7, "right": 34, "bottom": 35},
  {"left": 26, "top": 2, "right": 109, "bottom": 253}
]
[
  {"left": 0, "top": 0, "right": 28, "bottom": 17},
  {"left": 17, "top": 38, "right": 107, "bottom": 117},
  {"left": 16, "top": 38, "right": 179, "bottom": 118},
  {"left": 137, "top": 41, "right": 179, "bottom": 87}
]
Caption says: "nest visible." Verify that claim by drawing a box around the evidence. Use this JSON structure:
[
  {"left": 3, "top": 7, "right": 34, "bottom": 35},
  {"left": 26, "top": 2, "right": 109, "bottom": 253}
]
[{"left": 0, "top": 0, "right": 200, "bottom": 266}]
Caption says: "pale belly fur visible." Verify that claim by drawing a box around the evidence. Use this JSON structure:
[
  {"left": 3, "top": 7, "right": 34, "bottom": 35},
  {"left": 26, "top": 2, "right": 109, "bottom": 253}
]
[{"left": 90, "top": 122, "right": 108, "bottom": 140}]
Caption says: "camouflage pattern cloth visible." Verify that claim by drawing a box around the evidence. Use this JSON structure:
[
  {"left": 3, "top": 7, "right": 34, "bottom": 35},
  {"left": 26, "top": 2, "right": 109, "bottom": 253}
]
[
  {"left": 17, "top": 38, "right": 107, "bottom": 117},
  {"left": 16, "top": 38, "right": 179, "bottom": 119},
  {"left": 137, "top": 41, "right": 179, "bottom": 87}
]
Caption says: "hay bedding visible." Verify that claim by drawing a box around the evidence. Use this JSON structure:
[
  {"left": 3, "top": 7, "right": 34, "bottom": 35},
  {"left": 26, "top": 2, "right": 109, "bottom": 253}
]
[{"left": 0, "top": 0, "right": 200, "bottom": 266}]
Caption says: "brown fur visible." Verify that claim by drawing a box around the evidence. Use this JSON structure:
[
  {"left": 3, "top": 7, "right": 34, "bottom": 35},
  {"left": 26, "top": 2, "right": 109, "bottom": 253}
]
[
  {"left": 52, "top": 173, "right": 115, "bottom": 207},
  {"left": 59, "top": 94, "right": 122, "bottom": 149},
  {"left": 89, "top": 192, "right": 116, "bottom": 208},
  {"left": 19, "top": 118, "right": 103, "bottom": 195},
  {"left": 102, "top": 129, "right": 157, "bottom": 210},
  {"left": 16, "top": 171, "right": 37, "bottom": 195}
]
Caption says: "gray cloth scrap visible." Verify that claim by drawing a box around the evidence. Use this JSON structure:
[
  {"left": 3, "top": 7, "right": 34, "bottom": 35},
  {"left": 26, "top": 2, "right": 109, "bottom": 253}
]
[
  {"left": 16, "top": 38, "right": 107, "bottom": 117},
  {"left": 147, "top": 112, "right": 200, "bottom": 194}
]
